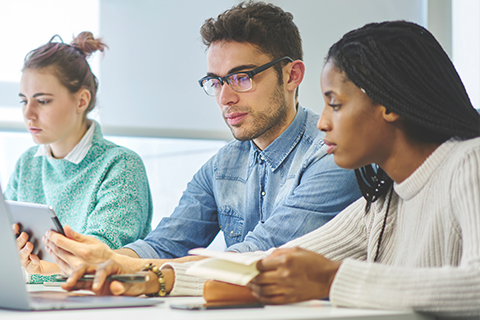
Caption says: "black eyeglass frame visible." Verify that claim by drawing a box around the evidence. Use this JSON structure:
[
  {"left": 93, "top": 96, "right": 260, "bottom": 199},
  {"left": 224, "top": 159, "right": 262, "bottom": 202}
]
[{"left": 198, "top": 56, "right": 294, "bottom": 96}]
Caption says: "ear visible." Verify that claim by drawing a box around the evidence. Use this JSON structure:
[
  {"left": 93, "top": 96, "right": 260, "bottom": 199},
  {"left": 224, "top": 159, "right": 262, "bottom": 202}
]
[
  {"left": 285, "top": 60, "right": 305, "bottom": 92},
  {"left": 381, "top": 106, "right": 400, "bottom": 123},
  {"left": 75, "top": 88, "right": 91, "bottom": 114}
]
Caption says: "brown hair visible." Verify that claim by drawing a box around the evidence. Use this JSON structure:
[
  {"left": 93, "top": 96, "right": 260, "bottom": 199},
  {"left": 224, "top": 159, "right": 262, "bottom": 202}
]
[
  {"left": 200, "top": 1, "right": 302, "bottom": 80},
  {"left": 23, "top": 32, "right": 108, "bottom": 113}
]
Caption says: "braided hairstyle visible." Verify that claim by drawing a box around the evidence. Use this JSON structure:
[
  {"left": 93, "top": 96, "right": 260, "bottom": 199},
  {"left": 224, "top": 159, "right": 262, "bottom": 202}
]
[
  {"left": 327, "top": 20, "right": 480, "bottom": 210},
  {"left": 327, "top": 21, "right": 480, "bottom": 261},
  {"left": 23, "top": 32, "right": 108, "bottom": 113}
]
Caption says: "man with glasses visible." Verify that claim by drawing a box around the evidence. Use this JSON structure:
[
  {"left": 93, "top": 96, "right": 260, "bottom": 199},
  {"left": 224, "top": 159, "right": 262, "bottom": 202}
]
[{"left": 42, "top": 2, "right": 361, "bottom": 283}]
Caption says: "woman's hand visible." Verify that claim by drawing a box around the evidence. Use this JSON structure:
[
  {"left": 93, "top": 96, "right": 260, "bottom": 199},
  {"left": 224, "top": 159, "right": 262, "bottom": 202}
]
[
  {"left": 247, "top": 247, "right": 341, "bottom": 305},
  {"left": 13, "top": 224, "right": 60, "bottom": 275},
  {"left": 43, "top": 225, "right": 114, "bottom": 274},
  {"left": 61, "top": 260, "right": 169, "bottom": 296}
]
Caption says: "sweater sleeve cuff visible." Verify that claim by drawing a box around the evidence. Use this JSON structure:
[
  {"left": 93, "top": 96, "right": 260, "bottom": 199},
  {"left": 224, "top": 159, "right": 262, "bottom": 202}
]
[
  {"left": 330, "top": 258, "right": 368, "bottom": 308},
  {"left": 161, "top": 261, "right": 205, "bottom": 296},
  {"left": 123, "top": 239, "right": 160, "bottom": 259}
]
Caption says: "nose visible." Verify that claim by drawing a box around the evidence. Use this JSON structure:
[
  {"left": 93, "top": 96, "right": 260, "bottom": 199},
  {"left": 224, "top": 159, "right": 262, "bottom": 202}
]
[
  {"left": 317, "top": 107, "right": 332, "bottom": 132},
  {"left": 218, "top": 82, "right": 240, "bottom": 106},
  {"left": 23, "top": 100, "right": 37, "bottom": 121}
]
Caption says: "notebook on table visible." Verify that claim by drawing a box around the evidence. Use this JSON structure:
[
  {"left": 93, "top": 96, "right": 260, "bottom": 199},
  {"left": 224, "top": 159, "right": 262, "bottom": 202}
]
[{"left": 0, "top": 185, "right": 163, "bottom": 311}]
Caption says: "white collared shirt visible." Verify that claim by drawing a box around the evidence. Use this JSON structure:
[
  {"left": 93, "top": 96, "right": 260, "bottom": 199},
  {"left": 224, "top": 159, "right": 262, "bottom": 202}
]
[{"left": 34, "top": 121, "right": 96, "bottom": 164}]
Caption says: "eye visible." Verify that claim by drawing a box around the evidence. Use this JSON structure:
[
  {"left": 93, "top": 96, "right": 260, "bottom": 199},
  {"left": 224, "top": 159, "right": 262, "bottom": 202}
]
[
  {"left": 38, "top": 99, "right": 50, "bottom": 105},
  {"left": 328, "top": 103, "right": 341, "bottom": 111},
  {"left": 212, "top": 79, "right": 222, "bottom": 89},
  {"left": 19, "top": 100, "right": 27, "bottom": 106},
  {"left": 228, "top": 73, "right": 251, "bottom": 91},
  {"left": 205, "top": 79, "right": 221, "bottom": 89}
]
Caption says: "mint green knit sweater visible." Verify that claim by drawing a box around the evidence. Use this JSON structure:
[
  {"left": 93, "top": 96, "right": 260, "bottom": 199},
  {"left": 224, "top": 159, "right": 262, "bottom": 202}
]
[{"left": 5, "top": 123, "right": 153, "bottom": 282}]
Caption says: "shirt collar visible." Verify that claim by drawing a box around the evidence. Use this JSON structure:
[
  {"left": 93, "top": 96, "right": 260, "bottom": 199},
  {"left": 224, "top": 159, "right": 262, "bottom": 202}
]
[
  {"left": 250, "top": 105, "right": 308, "bottom": 171},
  {"left": 34, "top": 121, "right": 96, "bottom": 164}
]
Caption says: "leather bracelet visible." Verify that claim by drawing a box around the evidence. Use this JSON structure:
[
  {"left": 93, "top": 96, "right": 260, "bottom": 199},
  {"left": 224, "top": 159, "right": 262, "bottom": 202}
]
[{"left": 141, "top": 263, "right": 167, "bottom": 297}]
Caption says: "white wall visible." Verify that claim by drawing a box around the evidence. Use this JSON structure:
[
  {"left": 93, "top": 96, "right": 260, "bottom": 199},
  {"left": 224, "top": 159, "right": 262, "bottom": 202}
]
[
  {"left": 98, "top": 0, "right": 428, "bottom": 140},
  {"left": 452, "top": 0, "right": 480, "bottom": 109}
]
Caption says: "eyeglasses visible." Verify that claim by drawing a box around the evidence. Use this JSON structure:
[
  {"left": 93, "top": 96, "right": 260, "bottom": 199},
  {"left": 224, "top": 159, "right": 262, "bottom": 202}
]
[{"left": 198, "top": 56, "right": 294, "bottom": 96}]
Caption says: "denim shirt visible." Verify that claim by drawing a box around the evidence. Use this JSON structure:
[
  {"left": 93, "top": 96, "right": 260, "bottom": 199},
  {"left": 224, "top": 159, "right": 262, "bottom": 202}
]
[{"left": 125, "top": 106, "right": 361, "bottom": 258}]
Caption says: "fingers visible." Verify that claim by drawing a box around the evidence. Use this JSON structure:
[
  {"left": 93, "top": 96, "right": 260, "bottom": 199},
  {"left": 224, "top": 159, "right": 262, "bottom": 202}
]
[
  {"left": 16, "top": 232, "right": 29, "bottom": 251},
  {"left": 45, "top": 242, "right": 81, "bottom": 275},
  {"left": 43, "top": 230, "right": 79, "bottom": 253},
  {"left": 18, "top": 241, "right": 34, "bottom": 264},
  {"left": 50, "top": 252, "right": 75, "bottom": 275},
  {"left": 109, "top": 281, "right": 128, "bottom": 296},
  {"left": 43, "top": 232, "right": 84, "bottom": 265},
  {"left": 62, "top": 260, "right": 142, "bottom": 297},
  {"left": 253, "top": 292, "right": 290, "bottom": 305},
  {"left": 248, "top": 282, "right": 282, "bottom": 297},
  {"left": 43, "top": 227, "right": 108, "bottom": 265},
  {"left": 12, "top": 223, "right": 20, "bottom": 235},
  {"left": 94, "top": 261, "right": 143, "bottom": 296},
  {"left": 256, "top": 248, "right": 298, "bottom": 272},
  {"left": 62, "top": 264, "right": 99, "bottom": 292},
  {"left": 29, "top": 252, "right": 41, "bottom": 265},
  {"left": 63, "top": 225, "right": 84, "bottom": 242},
  {"left": 248, "top": 283, "right": 292, "bottom": 305}
]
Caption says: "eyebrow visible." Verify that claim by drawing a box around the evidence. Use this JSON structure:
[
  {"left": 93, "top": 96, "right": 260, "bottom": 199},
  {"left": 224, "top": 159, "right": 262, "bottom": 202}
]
[
  {"left": 18, "top": 93, "right": 53, "bottom": 98},
  {"left": 206, "top": 63, "right": 258, "bottom": 78},
  {"left": 323, "top": 90, "right": 335, "bottom": 97}
]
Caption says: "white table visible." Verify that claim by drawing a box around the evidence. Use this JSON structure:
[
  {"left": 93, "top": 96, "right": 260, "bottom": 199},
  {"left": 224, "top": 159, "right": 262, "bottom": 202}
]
[{"left": 0, "top": 285, "right": 433, "bottom": 320}]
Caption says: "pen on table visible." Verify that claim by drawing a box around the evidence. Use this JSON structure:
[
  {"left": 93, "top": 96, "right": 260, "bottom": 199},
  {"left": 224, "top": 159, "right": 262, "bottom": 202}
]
[{"left": 55, "top": 274, "right": 147, "bottom": 283}]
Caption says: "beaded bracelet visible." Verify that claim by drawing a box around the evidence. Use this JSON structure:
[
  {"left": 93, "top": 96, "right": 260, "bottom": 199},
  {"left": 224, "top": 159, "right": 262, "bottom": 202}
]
[{"left": 141, "top": 263, "right": 167, "bottom": 297}]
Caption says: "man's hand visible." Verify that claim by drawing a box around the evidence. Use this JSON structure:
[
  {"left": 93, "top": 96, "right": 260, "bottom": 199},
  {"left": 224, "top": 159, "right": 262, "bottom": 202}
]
[
  {"left": 13, "top": 224, "right": 60, "bottom": 275},
  {"left": 43, "top": 225, "right": 114, "bottom": 274},
  {"left": 62, "top": 260, "right": 174, "bottom": 296},
  {"left": 247, "top": 247, "right": 341, "bottom": 305}
]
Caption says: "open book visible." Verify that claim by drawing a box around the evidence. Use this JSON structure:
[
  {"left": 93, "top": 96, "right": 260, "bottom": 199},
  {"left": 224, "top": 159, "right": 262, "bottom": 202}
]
[{"left": 185, "top": 248, "right": 269, "bottom": 286}]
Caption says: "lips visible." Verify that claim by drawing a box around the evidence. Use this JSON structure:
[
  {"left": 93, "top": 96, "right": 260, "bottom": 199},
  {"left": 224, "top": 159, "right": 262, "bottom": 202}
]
[
  {"left": 323, "top": 139, "right": 337, "bottom": 154},
  {"left": 225, "top": 112, "right": 248, "bottom": 126},
  {"left": 28, "top": 126, "right": 42, "bottom": 135}
]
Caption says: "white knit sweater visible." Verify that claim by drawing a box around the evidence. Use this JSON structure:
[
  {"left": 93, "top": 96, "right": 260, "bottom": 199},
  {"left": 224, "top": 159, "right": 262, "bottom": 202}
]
[{"left": 165, "top": 138, "right": 480, "bottom": 318}]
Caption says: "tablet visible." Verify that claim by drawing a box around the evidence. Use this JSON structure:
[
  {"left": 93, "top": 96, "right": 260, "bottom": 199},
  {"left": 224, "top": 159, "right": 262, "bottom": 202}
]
[{"left": 6, "top": 201, "right": 65, "bottom": 263}]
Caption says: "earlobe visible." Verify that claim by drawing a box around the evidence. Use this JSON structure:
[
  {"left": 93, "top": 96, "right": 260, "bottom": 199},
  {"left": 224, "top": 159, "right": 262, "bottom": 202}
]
[
  {"left": 286, "top": 60, "right": 305, "bottom": 90},
  {"left": 382, "top": 106, "right": 400, "bottom": 122}
]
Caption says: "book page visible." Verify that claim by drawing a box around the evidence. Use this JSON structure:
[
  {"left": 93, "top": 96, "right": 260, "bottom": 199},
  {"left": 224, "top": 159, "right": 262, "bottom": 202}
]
[
  {"left": 186, "top": 248, "right": 271, "bottom": 285},
  {"left": 186, "top": 258, "right": 259, "bottom": 286},
  {"left": 188, "top": 248, "right": 268, "bottom": 265}
]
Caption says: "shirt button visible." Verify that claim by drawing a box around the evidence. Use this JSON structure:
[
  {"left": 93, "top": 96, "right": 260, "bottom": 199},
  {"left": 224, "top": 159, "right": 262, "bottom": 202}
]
[
  {"left": 261, "top": 191, "right": 266, "bottom": 196},
  {"left": 260, "top": 156, "right": 265, "bottom": 161},
  {"left": 230, "top": 231, "right": 234, "bottom": 235},
  {"left": 219, "top": 225, "right": 222, "bottom": 229}
]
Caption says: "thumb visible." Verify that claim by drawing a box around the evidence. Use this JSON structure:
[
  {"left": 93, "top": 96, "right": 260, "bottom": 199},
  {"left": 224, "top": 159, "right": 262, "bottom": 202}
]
[
  {"left": 30, "top": 254, "right": 41, "bottom": 265},
  {"left": 110, "top": 281, "right": 127, "bottom": 296},
  {"left": 64, "top": 225, "right": 84, "bottom": 242}
]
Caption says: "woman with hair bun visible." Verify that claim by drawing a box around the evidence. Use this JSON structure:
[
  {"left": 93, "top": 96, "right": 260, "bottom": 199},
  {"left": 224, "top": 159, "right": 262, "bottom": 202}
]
[{"left": 6, "top": 32, "right": 153, "bottom": 283}]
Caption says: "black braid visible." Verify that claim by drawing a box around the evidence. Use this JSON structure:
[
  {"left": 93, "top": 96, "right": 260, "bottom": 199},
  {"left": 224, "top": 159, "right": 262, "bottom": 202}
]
[
  {"left": 327, "top": 21, "right": 480, "bottom": 143},
  {"left": 327, "top": 21, "right": 480, "bottom": 212}
]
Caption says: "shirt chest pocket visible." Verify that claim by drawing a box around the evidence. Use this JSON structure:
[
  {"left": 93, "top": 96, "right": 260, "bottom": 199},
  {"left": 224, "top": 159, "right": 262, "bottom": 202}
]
[{"left": 218, "top": 206, "right": 244, "bottom": 241}]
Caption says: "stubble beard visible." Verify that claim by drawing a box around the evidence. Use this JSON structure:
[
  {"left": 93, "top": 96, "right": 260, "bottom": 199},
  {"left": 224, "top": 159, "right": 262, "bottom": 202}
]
[{"left": 228, "top": 85, "right": 289, "bottom": 142}]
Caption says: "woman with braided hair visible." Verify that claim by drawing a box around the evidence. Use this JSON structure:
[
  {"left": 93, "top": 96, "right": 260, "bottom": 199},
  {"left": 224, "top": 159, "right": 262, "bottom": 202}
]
[
  {"left": 246, "top": 21, "right": 480, "bottom": 317},
  {"left": 7, "top": 32, "right": 153, "bottom": 283}
]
